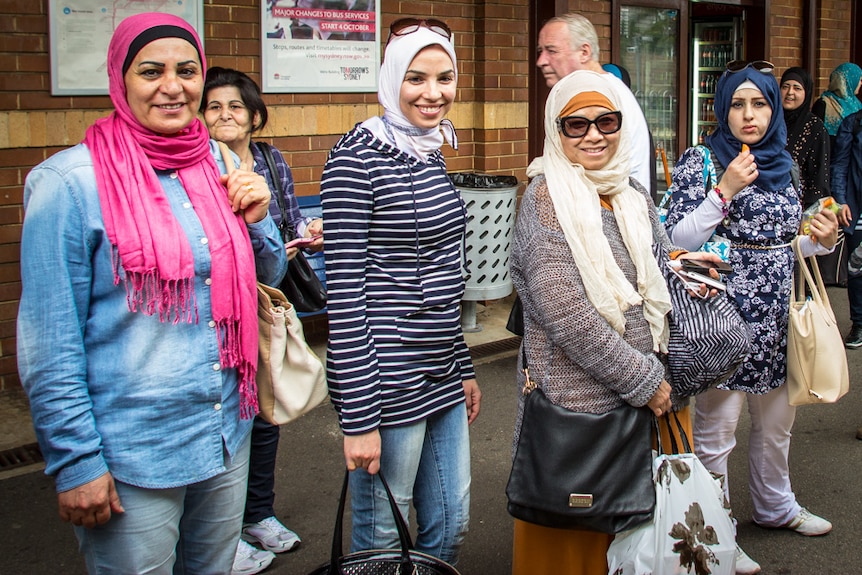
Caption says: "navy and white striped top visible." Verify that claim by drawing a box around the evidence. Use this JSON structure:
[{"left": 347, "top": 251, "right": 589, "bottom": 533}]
[{"left": 321, "top": 126, "right": 475, "bottom": 435}]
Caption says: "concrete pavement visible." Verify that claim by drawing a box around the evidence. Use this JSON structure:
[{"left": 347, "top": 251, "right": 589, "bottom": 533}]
[{"left": 2, "top": 291, "right": 862, "bottom": 574}]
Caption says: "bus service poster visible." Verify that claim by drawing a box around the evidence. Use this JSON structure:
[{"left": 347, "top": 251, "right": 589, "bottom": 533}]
[{"left": 262, "top": 0, "right": 380, "bottom": 93}]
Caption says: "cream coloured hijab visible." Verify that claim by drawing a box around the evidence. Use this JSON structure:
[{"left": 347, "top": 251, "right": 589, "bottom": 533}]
[
  {"left": 527, "top": 70, "right": 671, "bottom": 352},
  {"left": 362, "top": 27, "right": 458, "bottom": 160}
]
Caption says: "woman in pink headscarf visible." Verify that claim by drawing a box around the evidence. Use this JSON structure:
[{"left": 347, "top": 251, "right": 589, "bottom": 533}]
[{"left": 17, "top": 12, "right": 286, "bottom": 573}]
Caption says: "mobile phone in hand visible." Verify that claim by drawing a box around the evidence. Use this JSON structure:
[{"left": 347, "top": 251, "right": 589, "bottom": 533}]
[
  {"left": 284, "top": 235, "right": 322, "bottom": 249},
  {"left": 680, "top": 269, "right": 727, "bottom": 291},
  {"left": 680, "top": 259, "right": 732, "bottom": 275}
]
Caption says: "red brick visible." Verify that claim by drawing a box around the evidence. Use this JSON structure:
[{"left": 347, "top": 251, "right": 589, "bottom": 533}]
[
  {"left": 0, "top": 74, "right": 45, "bottom": 92},
  {"left": 0, "top": 226, "right": 22, "bottom": 245},
  {"left": 0, "top": 282, "right": 22, "bottom": 302},
  {"left": 1, "top": 0, "right": 44, "bottom": 13},
  {"left": 0, "top": 320, "right": 14, "bottom": 340},
  {"left": 0, "top": 34, "right": 45, "bottom": 53},
  {"left": 0, "top": 373, "right": 22, "bottom": 393},
  {"left": 16, "top": 53, "right": 49, "bottom": 73},
  {"left": 0, "top": 206, "right": 21, "bottom": 225}
]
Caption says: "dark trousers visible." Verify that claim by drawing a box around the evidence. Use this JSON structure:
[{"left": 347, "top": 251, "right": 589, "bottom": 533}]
[
  {"left": 847, "top": 228, "right": 862, "bottom": 326},
  {"left": 244, "top": 415, "right": 280, "bottom": 523}
]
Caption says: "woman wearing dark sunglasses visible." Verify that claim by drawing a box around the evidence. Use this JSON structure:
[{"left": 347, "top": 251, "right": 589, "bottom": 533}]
[
  {"left": 320, "top": 17, "right": 480, "bottom": 566},
  {"left": 509, "top": 70, "right": 700, "bottom": 574},
  {"left": 665, "top": 61, "right": 839, "bottom": 575}
]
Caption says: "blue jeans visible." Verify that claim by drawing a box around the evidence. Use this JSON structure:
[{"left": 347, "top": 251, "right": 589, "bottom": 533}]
[
  {"left": 74, "top": 434, "right": 251, "bottom": 574},
  {"left": 349, "top": 403, "right": 471, "bottom": 565}
]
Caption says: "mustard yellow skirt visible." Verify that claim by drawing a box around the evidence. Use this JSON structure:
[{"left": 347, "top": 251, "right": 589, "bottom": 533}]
[{"left": 511, "top": 405, "right": 693, "bottom": 575}]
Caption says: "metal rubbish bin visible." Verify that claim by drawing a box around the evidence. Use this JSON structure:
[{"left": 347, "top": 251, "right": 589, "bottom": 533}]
[{"left": 450, "top": 172, "right": 520, "bottom": 332}]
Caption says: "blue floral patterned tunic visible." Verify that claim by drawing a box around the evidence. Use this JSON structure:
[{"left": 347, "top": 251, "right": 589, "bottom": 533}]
[{"left": 665, "top": 147, "right": 802, "bottom": 394}]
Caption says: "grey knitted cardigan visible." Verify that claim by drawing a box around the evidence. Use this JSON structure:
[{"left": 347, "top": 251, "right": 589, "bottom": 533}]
[{"left": 510, "top": 174, "right": 683, "bottom": 445}]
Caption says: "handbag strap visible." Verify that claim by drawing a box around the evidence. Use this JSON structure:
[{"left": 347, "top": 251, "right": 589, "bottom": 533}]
[
  {"left": 791, "top": 237, "right": 836, "bottom": 321},
  {"left": 257, "top": 141, "right": 292, "bottom": 241},
  {"left": 662, "top": 411, "right": 692, "bottom": 455},
  {"left": 520, "top": 340, "right": 677, "bottom": 455},
  {"left": 329, "top": 469, "right": 415, "bottom": 574}
]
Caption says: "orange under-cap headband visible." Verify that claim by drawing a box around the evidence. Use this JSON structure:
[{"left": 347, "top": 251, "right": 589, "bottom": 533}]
[{"left": 559, "top": 91, "right": 616, "bottom": 118}]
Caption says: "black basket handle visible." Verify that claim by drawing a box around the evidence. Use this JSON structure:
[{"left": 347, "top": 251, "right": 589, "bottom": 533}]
[{"left": 327, "top": 468, "right": 415, "bottom": 575}]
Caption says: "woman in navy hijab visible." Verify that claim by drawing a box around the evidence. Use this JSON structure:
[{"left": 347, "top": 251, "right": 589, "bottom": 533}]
[{"left": 664, "top": 62, "right": 839, "bottom": 574}]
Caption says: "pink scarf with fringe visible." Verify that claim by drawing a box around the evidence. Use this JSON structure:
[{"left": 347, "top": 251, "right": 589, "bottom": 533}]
[{"left": 83, "top": 13, "right": 258, "bottom": 418}]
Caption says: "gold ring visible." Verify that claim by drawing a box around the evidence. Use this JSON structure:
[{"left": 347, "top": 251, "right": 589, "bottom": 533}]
[{"left": 245, "top": 183, "right": 254, "bottom": 192}]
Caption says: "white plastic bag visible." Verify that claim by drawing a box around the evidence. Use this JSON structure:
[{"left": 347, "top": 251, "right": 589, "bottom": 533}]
[{"left": 607, "top": 452, "right": 736, "bottom": 575}]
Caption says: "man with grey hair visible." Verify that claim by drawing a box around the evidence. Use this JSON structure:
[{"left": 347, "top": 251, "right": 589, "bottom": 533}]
[{"left": 537, "top": 13, "right": 653, "bottom": 194}]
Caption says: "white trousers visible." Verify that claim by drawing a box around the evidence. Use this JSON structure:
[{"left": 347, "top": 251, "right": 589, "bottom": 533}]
[{"left": 693, "top": 385, "right": 801, "bottom": 527}]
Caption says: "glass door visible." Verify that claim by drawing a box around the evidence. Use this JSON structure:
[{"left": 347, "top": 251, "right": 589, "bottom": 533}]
[
  {"left": 691, "top": 20, "right": 741, "bottom": 147},
  {"left": 618, "top": 6, "right": 681, "bottom": 198}
]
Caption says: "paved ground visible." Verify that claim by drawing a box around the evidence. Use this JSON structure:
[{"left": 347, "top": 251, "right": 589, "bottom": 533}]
[{"left": 2, "top": 289, "right": 862, "bottom": 574}]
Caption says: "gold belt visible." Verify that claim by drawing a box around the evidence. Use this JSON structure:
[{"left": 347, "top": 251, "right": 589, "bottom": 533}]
[{"left": 731, "top": 242, "right": 791, "bottom": 250}]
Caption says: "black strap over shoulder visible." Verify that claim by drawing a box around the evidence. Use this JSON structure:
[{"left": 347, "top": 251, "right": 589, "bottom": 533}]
[{"left": 257, "top": 141, "right": 291, "bottom": 241}]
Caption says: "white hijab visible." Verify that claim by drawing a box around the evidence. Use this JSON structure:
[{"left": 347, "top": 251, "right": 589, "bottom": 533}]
[
  {"left": 362, "top": 27, "right": 458, "bottom": 160},
  {"left": 527, "top": 71, "right": 671, "bottom": 352}
]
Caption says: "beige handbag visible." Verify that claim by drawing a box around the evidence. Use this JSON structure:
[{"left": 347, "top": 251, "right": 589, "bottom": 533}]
[
  {"left": 256, "top": 282, "right": 329, "bottom": 424},
  {"left": 786, "top": 238, "right": 849, "bottom": 406},
  {"left": 217, "top": 140, "right": 328, "bottom": 422}
]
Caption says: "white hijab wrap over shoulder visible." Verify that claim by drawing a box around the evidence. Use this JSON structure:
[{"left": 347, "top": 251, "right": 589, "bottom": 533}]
[
  {"left": 362, "top": 27, "right": 458, "bottom": 160},
  {"left": 527, "top": 70, "right": 671, "bottom": 352}
]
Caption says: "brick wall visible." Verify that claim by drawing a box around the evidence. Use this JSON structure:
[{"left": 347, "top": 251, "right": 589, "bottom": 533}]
[
  {"left": 770, "top": 0, "right": 804, "bottom": 73},
  {"left": 815, "top": 0, "right": 855, "bottom": 92},
  {"left": 0, "top": 0, "right": 530, "bottom": 391}
]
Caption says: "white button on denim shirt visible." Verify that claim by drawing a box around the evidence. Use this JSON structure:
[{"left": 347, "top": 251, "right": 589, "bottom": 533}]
[{"left": 17, "top": 141, "right": 287, "bottom": 492}]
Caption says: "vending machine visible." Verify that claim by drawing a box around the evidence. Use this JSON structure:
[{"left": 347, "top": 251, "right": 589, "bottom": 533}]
[{"left": 690, "top": 19, "right": 743, "bottom": 147}]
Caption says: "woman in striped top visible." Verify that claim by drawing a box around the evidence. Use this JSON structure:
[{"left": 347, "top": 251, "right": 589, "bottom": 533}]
[{"left": 320, "top": 18, "right": 481, "bottom": 565}]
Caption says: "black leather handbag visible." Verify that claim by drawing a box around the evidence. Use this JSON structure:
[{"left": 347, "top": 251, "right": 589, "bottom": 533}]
[
  {"left": 258, "top": 143, "right": 327, "bottom": 313},
  {"left": 505, "top": 346, "right": 655, "bottom": 534},
  {"left": 308, "top": 469, "right": 461, "bottom": 575}
]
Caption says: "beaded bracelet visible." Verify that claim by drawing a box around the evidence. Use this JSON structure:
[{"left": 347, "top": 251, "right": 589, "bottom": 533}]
[{"left": 714, "top": 187, "right": 730, "bottom": 226}]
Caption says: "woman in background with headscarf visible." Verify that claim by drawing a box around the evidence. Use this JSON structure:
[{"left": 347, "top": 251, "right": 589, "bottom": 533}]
[
  {"left": 320, "top": 17, "right": 480, "bottom": 564},
  {"left": 782, "top": 66, "right": 831, "bottom": 207},
  {"left": 17, "top": 13, "right": 286, "bottom": 574},
  {"left": 812, "top": 62, "right": 862, "bottom": 153},
  {"left": 782, "top": 66, "right": 847, "bottom": 286}
]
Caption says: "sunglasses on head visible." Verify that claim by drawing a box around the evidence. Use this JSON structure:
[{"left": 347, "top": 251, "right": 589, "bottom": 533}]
[
  {"left": 725, "top": 60, "right": 775, "bottom": 74},
  {"left": 387, "top": 18, "right": 452, "bottom": 45},
  {"left": 557, "top": 111, "right": 623, "bottom": 139}
]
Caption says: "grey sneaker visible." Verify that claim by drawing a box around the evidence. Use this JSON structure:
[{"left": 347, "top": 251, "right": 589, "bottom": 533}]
[
  {"left": 845, "top": 325, "right": 862, "bottom": 349},
  {"left": 242, "top": 516, "right": 302, "bottom": 553},
  {"left": 849, "top": 246, "right": 862, "bottom": 276},
  {"left": 735, "top": 545, "right": 761, "bottom": 574},
  {"left": 784, "top": 507, "right": 832, "bottom": 536},
  {"left": 232, "top": 539, "right": 275, "bottom": 575}
]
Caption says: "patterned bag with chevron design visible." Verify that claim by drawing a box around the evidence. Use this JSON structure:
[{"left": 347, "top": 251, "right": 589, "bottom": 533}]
[{"left": 657, "top": 245, "right": 751, "bottom": 397}]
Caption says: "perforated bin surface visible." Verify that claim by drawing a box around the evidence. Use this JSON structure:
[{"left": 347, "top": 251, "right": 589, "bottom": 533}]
[{"left": 458, "top": 184, "right": 519, "bottom": 301}]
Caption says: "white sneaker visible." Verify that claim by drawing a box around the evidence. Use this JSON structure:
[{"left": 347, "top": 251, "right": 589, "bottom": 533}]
[
  {"left": 232, "top": 539, "right": 275, "bottom": 575},
  {"left": 784, "top": 507, "right": 832, "bottom": 536},
  {"left": 242, "top": 516, "right": 302, "bottom": 553},
  {"left": 735, "top": 545, "right": 761, "bottom": 575}
]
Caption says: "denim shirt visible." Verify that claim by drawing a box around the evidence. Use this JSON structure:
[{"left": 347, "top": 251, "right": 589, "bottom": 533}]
[{"left": 17, "top": 141, "right": 287, "bottom": 492}]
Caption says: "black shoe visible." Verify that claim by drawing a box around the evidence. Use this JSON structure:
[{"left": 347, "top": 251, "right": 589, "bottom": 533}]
[{"left": 844, "top": 325, "right": 862, "bottom": 349}]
